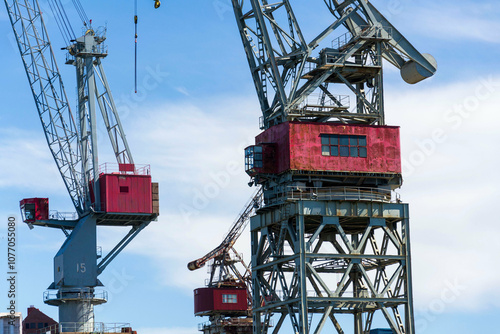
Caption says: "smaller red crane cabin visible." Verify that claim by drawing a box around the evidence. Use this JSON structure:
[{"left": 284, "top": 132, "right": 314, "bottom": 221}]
[
  {"left": 97, "top": 163, "right": 153, "bottom": 214},
  {"left": 194, "top": 287, "right": 248, "bottom": 316},
  {"left": 19, "top": 198, "right": 49, "bottom": 222},
  {"left": 245, "top": 122, "right": 401, "bottom": 177}
]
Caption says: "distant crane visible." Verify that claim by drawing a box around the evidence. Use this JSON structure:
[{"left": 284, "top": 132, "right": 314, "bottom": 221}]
[
  {"left": 4, "top": 0, "right": 159, "bottom": 332},
  {"left": 189, "top": 188, "right": 262, "bottom": 334},
  {"left": 182, "top": 0, "right": 436, "bottom": 333}
]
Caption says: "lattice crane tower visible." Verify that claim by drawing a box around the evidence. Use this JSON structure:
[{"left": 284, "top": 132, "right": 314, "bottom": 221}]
[{"left": 230, "top": 1, "right": 436, "bottom": 333}]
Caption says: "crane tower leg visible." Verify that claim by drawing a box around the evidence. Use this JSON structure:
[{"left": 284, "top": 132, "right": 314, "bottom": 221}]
[
  {"left": 250, "top": 199, "right": 414, "bottom": 334},
  {"left": 46, "top": 216, "right": 106, "bottom": 332}
]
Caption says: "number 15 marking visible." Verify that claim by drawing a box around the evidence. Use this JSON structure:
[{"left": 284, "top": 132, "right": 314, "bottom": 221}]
[{"left": 77, "top": 263, "right": 86, "bottom": 273}]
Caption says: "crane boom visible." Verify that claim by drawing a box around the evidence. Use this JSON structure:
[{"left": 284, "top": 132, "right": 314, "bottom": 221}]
[
  {"left": 231, "top": 0, "right": 436, "bottom": 128},
  {"left": 188, "top": 187, "right": 263, "bottom": 271},
  {"left": 326, "top": 0, "right": 437, "bottom": 77},
  {"left": 6, "top": 0, "right": 137, "bottom": 216},
  {"left": 5, "top": 0, "right": 85, "bottom": 213}
]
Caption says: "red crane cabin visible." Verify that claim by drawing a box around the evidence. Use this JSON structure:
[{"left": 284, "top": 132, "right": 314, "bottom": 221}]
[
  {"left": 19, "top": 198, "right": 49, "bottom": 222},
  {"left": 246, "top": 122, "right": 401, "bottom": 179},
  {"left": 194, "top": 287, "right": 248, "bottom": 316},
  {"left": 93, "top": 163, "right": 154, "bottom": 214}
]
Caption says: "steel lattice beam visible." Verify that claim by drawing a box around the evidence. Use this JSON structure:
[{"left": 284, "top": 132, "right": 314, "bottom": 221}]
[
  {"left": 251, "top": 200, "right": 414, "bottom": 334},
  {"left": 4, "top": 0, "right": 85, "bottom": 213}
]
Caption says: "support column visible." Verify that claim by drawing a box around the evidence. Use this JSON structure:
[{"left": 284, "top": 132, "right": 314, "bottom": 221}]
[
  {"left": 297, "top": 209, "right": 308, "bottom": 334},
  {"left": 250, "top": 200, "right": 414, "bottom": 334}
]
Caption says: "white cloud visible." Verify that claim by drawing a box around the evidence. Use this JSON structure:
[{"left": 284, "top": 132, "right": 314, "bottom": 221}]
[
  {"left": 175, "top": 86, "right": 190, "bottom": 96},
  {"left": 398, "top": 2, "right": 500, "bottom": 44},
  {"left": 123, "top": 96, "right": 259, "bottom": 215},
  {"left": 0, "top": 128, "right": 63, "bottom": 192},
  {"left": 3, "top": 58, "right": 499, "bottom": 318},
  {"left": 95, "top": 95, "right": 259, "bottom": 291},
  {"left": 386, "top": 74, "right": 500, "bottom": 311}
]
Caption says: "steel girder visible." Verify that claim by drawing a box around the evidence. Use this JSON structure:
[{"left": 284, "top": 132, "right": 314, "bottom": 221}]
[
  {"left": 4, "top": 0, "right": 85, "bottom": 213},
  {"left": 230, "top": 0, "right": 436, "bottom": 128},
  {"left": 75, "top": 42, "right": 134, "bottom": 210},
  {"left": 229, "top": 0, "right": 386, "bottom": 127},
  {"left": 231, "top": 0, "right": 361, "bottom": 127},
  {"left": 5, "top": 0, "right": 134, "bottom": 214},
  {"left": 189, "top": 187, "right": 263, "bottom": 271},
  {"left": 5, "top": 2, "right": 152, "bottom": 329},
  {"left": 250, "top": 200, "right": 415, "bottom": 334}
]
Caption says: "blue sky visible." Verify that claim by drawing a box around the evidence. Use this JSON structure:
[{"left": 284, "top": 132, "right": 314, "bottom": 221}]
[{"left": 0, "top": 0, "right": 499, "bottom": 333}]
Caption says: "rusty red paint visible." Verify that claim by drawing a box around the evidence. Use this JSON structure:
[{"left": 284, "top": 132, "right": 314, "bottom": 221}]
[
  {"left": 255, "top": 122, "right": 401, "bottom": 175},
  {"left": 194, "top": 287, "right": 248, "bottom": 316},
  {"left": 99, "top": 174, "right": 152, "bottom": 214},
  {"left": 19, "top": 198, "right": 49, "bottom": 222},
  {"left": 118, "top": 163, "right": 136, "bottom": 172},
  {"left": 255, "top": 122, "right": 290, "bottom": 173}
]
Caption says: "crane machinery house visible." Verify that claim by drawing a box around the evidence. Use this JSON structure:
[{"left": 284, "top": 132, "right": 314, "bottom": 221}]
[
  {"left": 246, "top": 122, "right": 402, "bottom": 189},
  {"left": 91, "top": 163, "right": 155, "bottom": 214}
]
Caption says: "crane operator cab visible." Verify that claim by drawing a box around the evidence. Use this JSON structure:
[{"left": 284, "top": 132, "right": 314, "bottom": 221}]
[{"left": 20, "top": 198, "right": 49, "bottom": 223}]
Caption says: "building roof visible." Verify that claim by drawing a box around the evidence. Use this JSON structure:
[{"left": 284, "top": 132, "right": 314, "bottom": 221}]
[{"left": 22, "top": 306, "right": 57, "bottom": 334}]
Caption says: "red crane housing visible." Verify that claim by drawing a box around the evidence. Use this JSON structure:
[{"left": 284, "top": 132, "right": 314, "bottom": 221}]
[
  {"left": 246, "top": 122, "right": 401, "bottom": 179},
  {"left": 194, "top": 286, "right": 248, "bottom": 317}
]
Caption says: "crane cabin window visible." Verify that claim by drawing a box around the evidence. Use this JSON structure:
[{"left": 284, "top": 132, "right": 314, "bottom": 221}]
[
  {"left": 321, "top": 134, "right": 367, "bottom": 158},
  {"left": 222, "top": 294, "right": 238, "bottom": 304},
  {"left": 23, "top": 203, "right": 36, "bottom": 221},
  {"left": 245, "top": 145, "right": 263, "bottom": 172}
]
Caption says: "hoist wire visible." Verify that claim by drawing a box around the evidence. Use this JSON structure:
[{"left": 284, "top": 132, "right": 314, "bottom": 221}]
[
  {"left": 57, "top": 0, "right": 76, "bottom": 38},
  {"left": 47, "top": 0, "right": 70, "bottom": 45},
  {"left": 47, "top": 0, "right": 76, "bottom": 45},
  {"left": 134, "top": 0, "right": 138, "bottom": 93},
  {"left": 71, "top": 0, "right": 90, "bottom": 27},
  {"left": 46, "top": 0, "right": 92, "bottom": 47}
]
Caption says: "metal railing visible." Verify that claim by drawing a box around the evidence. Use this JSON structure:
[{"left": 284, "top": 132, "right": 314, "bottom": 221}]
[
  {"left": 320, "top": 48, "right": 382, "bottom": 67},
  {"left": 37, "top": 322, "right": 131, "bottom": 334},
  {"left": 98, "top": 163, "right": 151, "bottom": 175},
  {"left": 44, "top": 288, "right": 108, "bottom": 303},
  {"left": 332, "top": 25, "right": 392, "bottom": 50},
  {"left": 48, "top": 210, "right": 78, "bottom": 221},
  {"left": 199, "top": 318, "right": 270, "bottom": 331},
  {"left": 297, "top": 93, "right": 350, "bottom": 112},
  {"left": 267, "top": 186, "right": 396, "bottom": 206}
]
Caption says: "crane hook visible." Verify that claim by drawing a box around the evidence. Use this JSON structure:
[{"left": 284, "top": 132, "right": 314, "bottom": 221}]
[{"left": 154, "top": 0, "right": 161, "bottom": 9}]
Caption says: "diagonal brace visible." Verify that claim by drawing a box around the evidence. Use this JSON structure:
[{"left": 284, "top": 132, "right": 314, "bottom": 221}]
[{"left": 97, "top": 221, "right": 149, "bottom": 275}]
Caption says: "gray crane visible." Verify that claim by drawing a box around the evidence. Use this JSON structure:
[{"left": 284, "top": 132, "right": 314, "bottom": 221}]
[{"left": 4, "top": 0, "right": 158, "bottom": 332}]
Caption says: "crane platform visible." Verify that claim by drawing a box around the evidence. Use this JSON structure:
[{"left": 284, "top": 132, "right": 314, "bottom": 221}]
[
  {"left": 302, "top": 62, "right": 381, "bottom": 84},
  {"left": 21, "top": 212, "right": 158, "bottom": 230}
]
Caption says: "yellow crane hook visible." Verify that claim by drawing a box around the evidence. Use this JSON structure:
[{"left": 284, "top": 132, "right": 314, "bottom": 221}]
[{"left": 154, "top": 0, "right": 161, "bottom": 8}]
